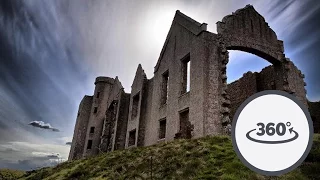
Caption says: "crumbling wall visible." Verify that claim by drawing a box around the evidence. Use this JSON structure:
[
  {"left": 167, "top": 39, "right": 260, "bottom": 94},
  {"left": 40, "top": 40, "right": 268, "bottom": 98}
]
[
  {"left": 99, "top": 77, "right": 126, "bottom": 152},
  {"left": 114, "top": 92, "right": 130, "bottom": 150},
  {"left": 100, "top": 101, "right": 118, "bottom": 152},
  {"left": 217, "top": 5, "right": 285, "bottom": 64},
  {"left": 227, "top": 62, "right": 308, "bottom": 122},
  {"left": 125, "top": 65, "right": 147, "bottom": 148},
  {"left": 227, "top": 72, "right": 258, "bottom": 121},
  {"left": 257, "top": 65, "right": 276, "bottom": 91},
  {"left": 285, "top": 61, "right": 308, "bottom": 106},
  {"left": 68, "top": 95, "right": 92, "bottom": 160},
  {"left": 138, "top": 79, "right": 153, "bottom": 146}
]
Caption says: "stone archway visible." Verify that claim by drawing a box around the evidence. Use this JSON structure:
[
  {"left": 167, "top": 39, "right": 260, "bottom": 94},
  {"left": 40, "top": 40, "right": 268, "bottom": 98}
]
[{"left": 216, "top": 5, "right": 293, "bottom": 133}]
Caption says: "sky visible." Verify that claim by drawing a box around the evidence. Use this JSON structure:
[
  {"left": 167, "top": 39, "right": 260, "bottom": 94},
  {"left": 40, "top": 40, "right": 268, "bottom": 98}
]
[{"left": 0, "top": 0, "right": 319, "bottom": 170}]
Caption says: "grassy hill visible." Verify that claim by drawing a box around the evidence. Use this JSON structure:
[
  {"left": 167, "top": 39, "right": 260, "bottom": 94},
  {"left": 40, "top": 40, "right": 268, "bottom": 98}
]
[
  {"left": 13, "top": 134, "right": 320, "bottom": 180},
  {"left": 0, "top": 169, "right": 25, "bottom": 180}
]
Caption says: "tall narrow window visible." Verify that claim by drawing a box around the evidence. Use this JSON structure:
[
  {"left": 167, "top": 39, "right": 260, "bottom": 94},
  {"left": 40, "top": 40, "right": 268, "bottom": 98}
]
[
  {"left": 96, "top": 92, "right": 100, "bottom": 98},
  {"left": 87, "top": 140, "right": 92, "bottom": 149},
  {"left": 93, "top": 107, "right": 98, "bottom": 113},
  {"left": 128, "top": 129, "right": 136, "bottom": 146},
  {"left": 179, "top": 109, "right": 191, "bottom": 139},
  {"left": 90, "top": 127, "right": 95, "bottom": 134},
  {"left": 161, "top": 71, "right": 169, "bottom": 105},
  {"left": 181, "top": 54, "right": 190, "bottom": 94},
  {"left": 131, "top": 93, "right": 140, "bottom": 119},
  {"left": 271, "top": 82, "right": 276, "bottom": 90},
  {"left": 159, "top": 119, "right": 166, "bottom": 139}
]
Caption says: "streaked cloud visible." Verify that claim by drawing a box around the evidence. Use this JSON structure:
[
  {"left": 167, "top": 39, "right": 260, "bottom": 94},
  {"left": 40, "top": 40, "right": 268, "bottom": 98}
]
[{"left": 0, "top": 0, "right": 319, "bottom": 170}]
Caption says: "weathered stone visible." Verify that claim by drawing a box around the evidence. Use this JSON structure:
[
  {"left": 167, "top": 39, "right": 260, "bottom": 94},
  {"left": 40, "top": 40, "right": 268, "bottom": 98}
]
[{"left": 68, "top": 5, "right": 308, "bottom": 160}]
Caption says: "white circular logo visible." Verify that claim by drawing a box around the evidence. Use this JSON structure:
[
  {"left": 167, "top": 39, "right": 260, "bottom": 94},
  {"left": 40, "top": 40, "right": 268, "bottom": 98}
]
[{"left": 232, "top": 90, "right": 313, "bottom": 176}]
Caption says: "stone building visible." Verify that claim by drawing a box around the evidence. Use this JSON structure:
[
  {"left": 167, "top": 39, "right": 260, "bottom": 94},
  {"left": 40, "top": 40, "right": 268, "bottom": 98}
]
[{"left": 69, "top": 5, "right": 312, "bottom": 160}]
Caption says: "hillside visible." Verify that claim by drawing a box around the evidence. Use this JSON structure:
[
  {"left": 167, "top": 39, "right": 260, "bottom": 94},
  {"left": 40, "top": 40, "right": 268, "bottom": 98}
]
[
  {"left": 16, "top": 134, "right": 320, "bottom": 180},
  {"left": 0, "top": 169, "right": 25, "bottom": 180}
]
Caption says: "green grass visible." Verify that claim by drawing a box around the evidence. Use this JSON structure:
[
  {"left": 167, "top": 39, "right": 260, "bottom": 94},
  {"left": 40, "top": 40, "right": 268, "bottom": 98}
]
[
  {"left": 17, "top": 134, "right": 320, "bottom": 180},
  {"left": 0, "top": 169, "right": 25, "bottom": 180}
]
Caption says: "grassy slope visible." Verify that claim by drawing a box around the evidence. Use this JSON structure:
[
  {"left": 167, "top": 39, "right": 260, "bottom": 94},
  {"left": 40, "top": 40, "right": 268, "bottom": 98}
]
[
  {"left": 19, "top": 134, "right": 320, "bottom": 180},
  {"left": 0, "top": 169, "right": 25, "bottom": 180}
]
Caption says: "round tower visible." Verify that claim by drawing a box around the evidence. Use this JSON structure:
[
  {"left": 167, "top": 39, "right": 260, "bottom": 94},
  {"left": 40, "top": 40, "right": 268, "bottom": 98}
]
[{"left": 83, "top": 76, "right": 114, "bottom": 157}]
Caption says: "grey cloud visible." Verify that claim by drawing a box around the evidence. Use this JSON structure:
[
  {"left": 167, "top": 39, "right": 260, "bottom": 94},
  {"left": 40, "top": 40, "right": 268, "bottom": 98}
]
[
  {"left": 0, "top": 157, "right": 59, "bottom": 171},
  {"left": 28, "top": 121, "right": 60, "bottom": 132},
  {"left": 46, "top": 154, "right": 60, "bottom": 159},
  {"left": 0, "top": 141, "right": 69, "bottom": 170},
  {"left": 66, "top": 142, "right": 72, "bottom": 145},
  {"left": 0, "top": 148, "right": 18, "bottom": 153}
]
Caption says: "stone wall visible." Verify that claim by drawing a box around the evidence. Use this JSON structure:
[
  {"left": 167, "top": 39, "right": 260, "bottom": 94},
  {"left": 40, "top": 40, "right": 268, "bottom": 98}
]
[
  {"left": 138, "top": 78, "right": 153, "bottom": 146},
  {"left": 125, "top": 65, "right": 147, "bottom": 148},
  {"left": 113, "top": 92, "right": 130, "bottom": 150},
  {"left": 285, "top": 61, "right": 308, "bottom": 106},
  {"left": 227, "top": 72, "right": 258, "bottom": 121},
  {"left": 227, "top": 63, "right": 307, "bottom": 122},
  {"left": 147, "top": 10, "right": 211, "bottom": 145},
  {"left": 257, "top": 65, "right": 276, "bottom": 91},
  {"left": 68, "top": 95, "right": 92, "bottom": 160},
  {"left": 99, "top": 77, "right": 126, "bottom": 152}
]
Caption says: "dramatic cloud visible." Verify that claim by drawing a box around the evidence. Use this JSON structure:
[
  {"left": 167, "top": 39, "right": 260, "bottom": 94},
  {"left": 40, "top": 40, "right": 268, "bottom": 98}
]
[
  {"left": 28, "top": 121, "right": 60, "bottom": 132},
  {"left": 0, "top": 141, "right": 69, "bottom": 170}
]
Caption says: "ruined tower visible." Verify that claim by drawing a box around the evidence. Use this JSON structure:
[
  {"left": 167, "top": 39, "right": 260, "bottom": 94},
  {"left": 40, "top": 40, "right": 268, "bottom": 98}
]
[{"left": 83, "top": 77, "right": 115, "bottom": 157}]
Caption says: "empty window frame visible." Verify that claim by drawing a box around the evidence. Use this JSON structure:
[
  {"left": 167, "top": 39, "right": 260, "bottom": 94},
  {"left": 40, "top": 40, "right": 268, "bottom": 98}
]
[
  {"left": 90, "top": 127, "right": 95, "bottom": 134},
  {"left": 179, "top": 109, "right": 192, "bottom": 139},
  {"left": 131, "top": 93, "right": 140, "bottom": 119},
  {"left": 93, "top": 107, "right": 98, "bottom": 113},
  {"left": 96, "top": 92, "right": 100, "bottom": 98},
  {"left": 271, "top": 82, "right": 276, "bottom": 90},
  {"left": 128, "top": 129, "right": 136, "bottom": 146},
  {"left": 161, "top": 71, "right": 169, "bottom": 105},
  {"left": 87, "top": 140, "right": 93, "bottom": 149},
  {"left": 159, "top": 118, "right": 166, "bottom": 139},
  {"left": 181, "top": 54, "right": 190, "bottom": 94}
]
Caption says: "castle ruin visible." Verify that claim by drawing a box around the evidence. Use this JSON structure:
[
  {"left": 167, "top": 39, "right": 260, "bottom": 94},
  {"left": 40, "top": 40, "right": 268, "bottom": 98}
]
[{"left": 69, "top": 5, "right": 309, "bottom": 160}]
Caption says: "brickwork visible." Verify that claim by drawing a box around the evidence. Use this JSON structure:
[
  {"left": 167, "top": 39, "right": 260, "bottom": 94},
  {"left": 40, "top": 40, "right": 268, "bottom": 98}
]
[{"left": 68, "top": 5, "right": 309, "bottom": 160}]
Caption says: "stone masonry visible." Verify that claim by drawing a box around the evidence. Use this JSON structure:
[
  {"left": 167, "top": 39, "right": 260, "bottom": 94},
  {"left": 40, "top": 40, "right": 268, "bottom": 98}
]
[{"left": 69, "top": 5, "right": 315, "bottom": 160}]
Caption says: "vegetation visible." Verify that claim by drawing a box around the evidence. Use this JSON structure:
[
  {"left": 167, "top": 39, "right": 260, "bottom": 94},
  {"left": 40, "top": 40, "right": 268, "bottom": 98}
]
[
  {"left": 0, "top": 169, "right": 25, "bottom": 180},
  {"left": 16, "top": 134, "right": 320, "bottom": 180}
]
